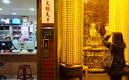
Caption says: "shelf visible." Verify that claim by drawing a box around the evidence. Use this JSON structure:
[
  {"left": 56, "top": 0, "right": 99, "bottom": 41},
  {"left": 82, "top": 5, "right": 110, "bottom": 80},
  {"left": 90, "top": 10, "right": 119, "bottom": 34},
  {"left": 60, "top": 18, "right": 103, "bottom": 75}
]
[
  {"left": 88, "top": 69, "right": 105, "bottom": 73},
  {"left": 12, "top": 25, "right": 21, "bottom": 27},
  {"left": 83, "top": 48, "right": 108, "bottom": 51},
  {"left": 0, "top": 49, "right": 37, "bottom": 55},
  {"left": 0, "top": 40, "right": 11, "bottom": 41},
  {"left": 13, "top": 31, "right": 21, "bottom": 32},
  {"left": 0, "top": 25, "right": 10, "bottom": 27},
  {"left": 13, "top": 37, "right": 21, "bottom": 39},
  {"left": 86, "top": 55, "right": 104, "bottom": 57},
  {"left": 13, "top": 36, "right": 21, "bottom": 37},
  {"left": 0, "top": 30, "right": 9, "bottom": 31}
]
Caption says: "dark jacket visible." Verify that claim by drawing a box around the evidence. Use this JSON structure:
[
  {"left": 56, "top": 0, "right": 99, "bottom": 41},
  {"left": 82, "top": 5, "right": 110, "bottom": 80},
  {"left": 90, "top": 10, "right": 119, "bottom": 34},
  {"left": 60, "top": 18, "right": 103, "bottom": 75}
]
[{"left": 103, "top": 35, "right": 126, "bottom": 75}]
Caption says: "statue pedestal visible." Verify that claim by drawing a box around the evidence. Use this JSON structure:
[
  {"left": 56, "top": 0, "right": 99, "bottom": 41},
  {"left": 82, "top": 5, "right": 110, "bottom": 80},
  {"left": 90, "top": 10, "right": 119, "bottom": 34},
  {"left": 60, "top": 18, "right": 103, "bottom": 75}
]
[{"left": 60, "top": 63, "right": 83, "bottom": 80}]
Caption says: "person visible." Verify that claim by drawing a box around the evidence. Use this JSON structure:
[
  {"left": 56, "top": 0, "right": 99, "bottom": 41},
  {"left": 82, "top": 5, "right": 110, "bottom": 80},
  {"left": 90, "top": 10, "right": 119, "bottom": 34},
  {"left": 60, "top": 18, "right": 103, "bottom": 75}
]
[
  {"left": 102, "top": 32, "right": 126, "bottom": 80},
  {"left": 5, "top": 36, "right": 17, "bottom": 50}
]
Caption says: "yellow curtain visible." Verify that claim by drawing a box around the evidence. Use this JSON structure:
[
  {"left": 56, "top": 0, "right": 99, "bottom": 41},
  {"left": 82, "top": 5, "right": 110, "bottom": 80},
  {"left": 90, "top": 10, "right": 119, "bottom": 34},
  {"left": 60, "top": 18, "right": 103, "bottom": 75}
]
[{"left": 109, "top": 0, "right": 129, "bottom": 64}]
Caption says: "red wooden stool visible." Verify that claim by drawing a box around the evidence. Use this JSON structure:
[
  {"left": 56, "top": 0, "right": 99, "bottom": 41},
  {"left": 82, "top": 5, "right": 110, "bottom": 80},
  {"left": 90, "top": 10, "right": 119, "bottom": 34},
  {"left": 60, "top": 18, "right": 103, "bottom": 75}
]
[{"left": 17, "top": 65, "right": 33, "bottom": 80}]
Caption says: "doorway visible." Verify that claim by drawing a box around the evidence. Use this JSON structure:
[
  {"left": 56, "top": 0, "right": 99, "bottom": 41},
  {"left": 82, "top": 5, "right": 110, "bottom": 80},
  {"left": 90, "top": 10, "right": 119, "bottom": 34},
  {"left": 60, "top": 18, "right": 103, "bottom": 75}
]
[{"left": 0, "top": 0, "right": 37, "bottom": 79}]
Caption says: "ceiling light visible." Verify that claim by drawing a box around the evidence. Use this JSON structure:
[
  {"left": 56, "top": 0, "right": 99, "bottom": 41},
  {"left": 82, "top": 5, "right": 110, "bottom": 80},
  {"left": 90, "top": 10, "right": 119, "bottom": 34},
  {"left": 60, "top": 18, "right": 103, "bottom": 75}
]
[
  {"left": 12, "top": 13, "right": 16, "bottom": 15},
  {"left": 0, "top": 8, "right": 3, "bottom": 11},
  {"left": 3, "top": 0, "right": 10, "bottom": 4},
  {"left": 29, "top": 8, "right": 34, "bottom": 11}
]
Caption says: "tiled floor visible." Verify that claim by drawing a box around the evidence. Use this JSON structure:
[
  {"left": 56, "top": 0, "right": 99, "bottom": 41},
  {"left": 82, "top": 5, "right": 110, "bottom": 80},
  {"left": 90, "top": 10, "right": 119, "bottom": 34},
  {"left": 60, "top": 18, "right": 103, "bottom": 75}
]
[
  {"left": 3, "top": 74, "right": 128, "bottom": 80},
  {"left": 84, "top": 73, "right": 110, "bottom": 80},
  {"left": 83, "top": 73, "right": 127, "bottom": 80},
  {"left": 4, "top": 75, "right": 37, "bottom": 80},
  {"left": 61, "top": 73, "right": 128, "bottom": 80}
]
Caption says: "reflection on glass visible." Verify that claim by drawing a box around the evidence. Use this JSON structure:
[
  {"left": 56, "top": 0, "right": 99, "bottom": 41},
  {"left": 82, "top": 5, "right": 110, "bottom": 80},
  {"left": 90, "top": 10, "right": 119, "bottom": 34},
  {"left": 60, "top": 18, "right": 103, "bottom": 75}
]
[
  {"left": 84, "top": 0, "right": 109, "bottom": 38},
  {"left": 83, "top": 0, "right": 109, "bottom": 72}
]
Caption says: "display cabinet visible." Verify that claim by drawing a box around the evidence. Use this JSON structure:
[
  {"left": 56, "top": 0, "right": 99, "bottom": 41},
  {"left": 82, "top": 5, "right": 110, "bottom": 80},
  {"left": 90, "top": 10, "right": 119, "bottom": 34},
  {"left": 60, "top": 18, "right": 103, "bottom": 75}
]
[
  {"left": 83, "top": 0, "right": 109, "bottom": 73},
  {"left": 11, "top": 25, "right": 21, "bottom": 40},
  {"left": 83, "top": 35, "right": 108, "bottom": 72},
  {"left": 0, "top": 24, "right": 37, "bottom": 51},
  {"left": 0, "top": 25, "right": 11, "bottom": 40},
  {"left": 83, "top": 26, "right": 108, "bottom": 72},
  {"left": 11, "top": 25, "right": 37, "bottom": 50},
  {"left": 0, "top": 24, "right": 37, "bottom": 54}
]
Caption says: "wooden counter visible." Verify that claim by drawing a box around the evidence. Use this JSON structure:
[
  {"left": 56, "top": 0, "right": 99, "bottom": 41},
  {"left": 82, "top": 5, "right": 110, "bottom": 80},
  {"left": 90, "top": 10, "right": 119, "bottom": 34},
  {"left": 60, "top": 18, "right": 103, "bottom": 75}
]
[
  {"left": 0, "top": 52, "right": 37, "bottom": 76},
  {"left": 0, "top": 52, "right": 36, "bottom": 55}
]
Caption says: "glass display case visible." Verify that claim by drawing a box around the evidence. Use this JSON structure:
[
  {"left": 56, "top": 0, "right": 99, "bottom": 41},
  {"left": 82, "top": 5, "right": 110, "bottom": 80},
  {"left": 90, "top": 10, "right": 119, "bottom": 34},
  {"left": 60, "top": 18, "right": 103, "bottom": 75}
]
[
  {"left": 83, "top": 0, "right": 109, "bottom": 72},
  {"left": 83, "top": 37, "right": 108, "bottom": 72},
  {"left": 11, "top": 25, "right": 37, "bottom": 50},
  {"left": 0, "top": 24, "right": 37, "bottom": 54},
  {"left": 83, "top": 24, "right": 108, "bottom": 72}
]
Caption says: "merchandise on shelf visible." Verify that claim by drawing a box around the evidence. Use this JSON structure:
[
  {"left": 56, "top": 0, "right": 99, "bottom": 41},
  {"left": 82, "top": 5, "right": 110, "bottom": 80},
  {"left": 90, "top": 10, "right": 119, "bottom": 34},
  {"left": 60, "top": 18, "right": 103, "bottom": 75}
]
[{"left": 0, "top": 24, "right": 37, "bottom": 53}]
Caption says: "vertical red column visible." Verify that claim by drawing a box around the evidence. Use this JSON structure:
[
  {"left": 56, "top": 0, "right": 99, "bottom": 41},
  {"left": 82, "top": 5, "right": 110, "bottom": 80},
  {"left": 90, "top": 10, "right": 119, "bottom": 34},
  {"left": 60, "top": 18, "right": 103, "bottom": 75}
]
[
  {"left": 41, "top": 0, "right": 55, "bottom": 80},
  {"left": 41, "top": 25, "right": 55, "bottom": 80},
  {"left": 42, "top": 42, "right": 55, "bottom": 80}
]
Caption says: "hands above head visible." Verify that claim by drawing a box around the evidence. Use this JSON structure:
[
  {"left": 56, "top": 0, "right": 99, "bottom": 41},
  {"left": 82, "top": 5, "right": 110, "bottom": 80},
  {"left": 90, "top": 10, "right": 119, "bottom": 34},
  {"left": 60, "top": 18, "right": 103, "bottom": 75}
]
[{"left": 111, "top": 32, "right": 114, "bottom": 36}]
